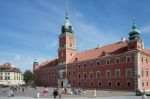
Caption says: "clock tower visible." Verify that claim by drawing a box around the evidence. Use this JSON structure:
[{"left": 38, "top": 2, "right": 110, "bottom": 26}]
[{"left": 58, "top": 7, "right": 76, "bottom": 64}]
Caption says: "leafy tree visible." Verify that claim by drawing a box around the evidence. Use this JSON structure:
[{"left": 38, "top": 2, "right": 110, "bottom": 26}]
[{"left": 23, "top": 70, "right": 34, "bottom": 85}]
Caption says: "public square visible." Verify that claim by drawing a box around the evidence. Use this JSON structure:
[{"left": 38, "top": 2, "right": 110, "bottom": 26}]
[{"left": 0, "top": 87, "right": 150, "bottom": 99}]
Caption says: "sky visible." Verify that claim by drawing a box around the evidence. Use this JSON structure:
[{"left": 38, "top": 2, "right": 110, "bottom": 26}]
[{"left": 0, "top": 0, "right": 150, "bottom": 72}]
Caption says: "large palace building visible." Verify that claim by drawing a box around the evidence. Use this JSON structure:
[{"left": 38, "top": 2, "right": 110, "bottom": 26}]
[{"left": 33, "top": 8, "right": 150, "bottom": 91}]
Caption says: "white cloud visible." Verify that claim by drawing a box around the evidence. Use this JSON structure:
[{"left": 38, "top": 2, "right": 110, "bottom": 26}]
[
  {"left": 141, "top": 25, "right": 150, "bottom": 33},
  {"left": 0, "top": 51, "right": 34, "bottom": 72},
  {"left": 73, "top": 20, "right": 120, "bottom": 51},
  {"left": 45, "top": 41, "right": 58, "bottom": 50}
]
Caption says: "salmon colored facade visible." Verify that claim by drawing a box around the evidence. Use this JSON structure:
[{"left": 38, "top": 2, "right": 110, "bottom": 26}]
[{"left": 33, "top": 11, "right": 150, "bottom": 91}]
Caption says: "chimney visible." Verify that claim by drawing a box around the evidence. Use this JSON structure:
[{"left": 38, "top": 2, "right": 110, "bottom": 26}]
[
  {"left": 121, "top": 37, "right": 125, "bottom": 42},
  {"left": 97, "top": 44, "right": 101, "bottom": 48}
]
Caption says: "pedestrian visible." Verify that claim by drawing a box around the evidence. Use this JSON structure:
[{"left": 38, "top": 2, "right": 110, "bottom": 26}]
[
  {"left": 142, "top": 89, "right": 147, "bottom": 99},
  {"left": 92, "top": 88, "right": 96, "bottom": 98},
  {"left": 43, "top": 86, "right": 48, "bottom": 96},
  {"left": 8, "top": 87, "right": 14, "bottom": 97},
  {"left": 22, "top": 87, "right": 24, "bottom": 92},
  {"left": 53, "top": 89, "right": 58, "bottom": 99},
  {"left": 78, "top": 88, "right": 81, "bottom": 95},
  {"left": 36, "top": 88, "right": 40, "bottom": 98},
  {"left": 58, "top": 88, "right": 62, "bottom": 99},
  {"left": 3, "top": 88, "right": 6, "bottom": 93},
  {"left": 83, "top": 89, "right": 86, "bottom": 94}
]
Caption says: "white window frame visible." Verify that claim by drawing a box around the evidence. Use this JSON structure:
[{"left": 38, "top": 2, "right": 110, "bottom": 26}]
[
  {"left": 115, "top": 69, "right": 120, "bottom": 77},
  {"left": 126, "top": 68, "right": 132, "bottom": 78},
  {"left": 96, "top": 71, "right": 101, "bottom": 79},
  {"left": 106, "top": 70, "right": 111, "bottom": 78}
]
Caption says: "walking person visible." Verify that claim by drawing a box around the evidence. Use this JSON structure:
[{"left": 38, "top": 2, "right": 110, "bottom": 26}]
[
  {"left": 8, "top": 87, "right": 14, "bottom": 97},
  {"left": 36, "top": 87, "right": 40, "bottom": 98},
  {"left": 3, "top": 88, "right": 6, "bottom": 95},
  {"left": 53, "top": 89, "right": 58, "bottom": 99},
  {"left": 58, "top": 88, "right": 62, "bottom": 99},
  {"left": 142, "top": 89, "right": 147, "bottom": 99},
  {"left": 92, "top": 88, "right": 96, "bottom": 98}
]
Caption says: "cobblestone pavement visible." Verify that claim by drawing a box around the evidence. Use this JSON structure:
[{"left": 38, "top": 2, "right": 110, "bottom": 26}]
[{"left": 0, "top": 87, "right": 149, "bottom": 99}]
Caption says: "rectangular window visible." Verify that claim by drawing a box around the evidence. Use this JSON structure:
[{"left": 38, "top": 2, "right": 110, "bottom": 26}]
[
  {"left": 141, "top": 69, "right": 144, "bottom": 77},
  {"left": 106, "top": 59, "right": 110, "bottom": 65},
  {"left": 115, "top": 69, "right": 120, "bottom": 77},
  {"left": 141, "top": 57, "right": 144, "bottom": 63},
  {"left": 72, "top": 71, "right": 75, "bottom": 75},
  {"left": 126, "top": 68, "right": 132, "bottom": 78},
  {"left": 146, "top": 58, "right": 148, "bottom": 63},
  {"left": 90, "top": 63, "right": 93, "bottom": 67},
  {"left": 106, "top": 70, "right": 111, "bottom": 78},
  {"left": 98, "top": 82, "right": 102, "bottom": 86},
  {"left": 97, "top": 61, "right": 100, "bottom": 66},
  {"left": 96, "top": 71, "right": 101, "bottom": 79},
  {"left": 78, "top": 64, "right": 80, "bottom": 68},
  {"left": 142, "top": 82, "right": 144, "bottom": 86},
  {"left": 83, "top": 72, "right": 86, "bottom": 79},
  {"left": 116, "top": 58, "right": 120, "bottom": 64},
  {"left": 89, "top": 72, "right": 93, "bottom": 79},
  {"left": 127, "top": 81, "right": 131, "bottom": 87},
  {"left": 126, "top": 56, "right": 131, "bottom": 63},
  {"left": 108, "top": 82, "right": 112, "bottom": 87},
  {"left": 146, "top": 71, "right": 149, "bottom": 77},
  {"left": 116, "top": 81, "right": 120, "bottom": 87},
  {"left": 78, "top": 73, "right": 80, "bottom": 79},
  {"left": 83, "top": 63, "right": 86, "bottom": 68}
]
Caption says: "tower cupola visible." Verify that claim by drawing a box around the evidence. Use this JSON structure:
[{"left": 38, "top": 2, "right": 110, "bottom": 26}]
[
  {"left": 61, "top": 1, "right": 73, "bottom": 34},
  {"left": 129, "top": 18, "right": 141, "bottom": 41}
]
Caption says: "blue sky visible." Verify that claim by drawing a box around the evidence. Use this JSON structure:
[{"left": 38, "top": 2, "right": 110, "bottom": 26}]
[{"left": 0, "top": 0, "right": 150, "bottom": 72}]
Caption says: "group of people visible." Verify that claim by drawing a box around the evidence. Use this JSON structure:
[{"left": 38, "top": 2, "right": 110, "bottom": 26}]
[
  {"left": 2, "top": 86, "right": 25, "bottom": 97},
  {"left": 35, "top": 87, "right": 88, "bottom": 99}
]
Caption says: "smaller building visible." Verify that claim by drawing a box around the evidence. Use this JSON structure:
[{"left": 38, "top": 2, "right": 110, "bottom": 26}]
[{"left": 0, "top": 63, "right": 25, "bottom": 86}]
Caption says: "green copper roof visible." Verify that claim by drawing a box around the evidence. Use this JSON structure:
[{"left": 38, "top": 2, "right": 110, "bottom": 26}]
[
  {"left": 61, "top": 2, "right": 73, "bottom": 34},
  {"left": 129, "top": 19, "right": 141, "bottom": 41}
]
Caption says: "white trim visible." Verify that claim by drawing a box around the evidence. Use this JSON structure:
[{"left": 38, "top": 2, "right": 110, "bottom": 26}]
[{"left": 115, "top": 69, "right": 120, "bottom": 77}]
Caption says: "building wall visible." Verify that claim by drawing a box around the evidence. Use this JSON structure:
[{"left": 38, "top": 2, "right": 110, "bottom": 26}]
[
  {"left": 138, "top": 52, "right": 150, "bottom": 91},
  {"left": 0, "top": 71, "right": 24, "bottom": 86},
  {"left": 67, "top": 51, "right": 136, "bottom": 90},
  {"left": 35, "top": 51, "right": 138, "bottom": 90}
]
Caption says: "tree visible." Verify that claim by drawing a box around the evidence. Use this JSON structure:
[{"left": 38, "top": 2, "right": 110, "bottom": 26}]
[{"left": 23, "top": 70, "right": 34, "bottom": 85}]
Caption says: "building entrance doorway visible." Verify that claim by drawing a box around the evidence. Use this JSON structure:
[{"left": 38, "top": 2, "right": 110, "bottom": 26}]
[{"left": 58, "top": 79, "right": 68, "bottom": 88}]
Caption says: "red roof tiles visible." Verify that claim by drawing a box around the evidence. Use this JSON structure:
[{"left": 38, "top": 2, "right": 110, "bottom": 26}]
[{"left": 70, "top": 40, "right": 128, "bottom": 62}]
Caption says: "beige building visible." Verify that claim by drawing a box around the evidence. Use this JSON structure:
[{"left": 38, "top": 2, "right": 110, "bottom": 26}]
[{"left": 0, "top": 63, "right": 25, "bottom": 86}]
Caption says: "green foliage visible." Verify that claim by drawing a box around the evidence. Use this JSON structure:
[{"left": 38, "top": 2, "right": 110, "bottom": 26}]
[{"left": 23, "top": 70, "right": 34, "bottom": 85}]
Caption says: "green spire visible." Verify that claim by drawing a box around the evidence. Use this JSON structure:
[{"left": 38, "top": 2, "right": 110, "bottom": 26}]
[
  {"left": 132, "top": 17, "right": 136, "bottom": 29},
  {"left": 65, "top": 0, "right": 69, "bottom": 19},
  {"left": 61, "top": 0, "right": 73, "bottom": 34}
]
